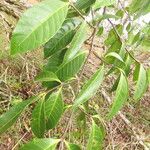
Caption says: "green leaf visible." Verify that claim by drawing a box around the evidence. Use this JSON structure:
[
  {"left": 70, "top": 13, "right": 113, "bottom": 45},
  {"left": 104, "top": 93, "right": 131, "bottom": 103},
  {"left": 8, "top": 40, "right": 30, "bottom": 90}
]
[
  {"left": 31, "top": 98, "right": 46, "bottom": 138},
  {"left": 105, "top": 25, "right": 123, "bottom": 47},
  {"left": 56, "top": 51, "right": 87, "bottom": 81},
  {"left": 64, "top": 22, "right": 88, "bottom": 63},
  {"left": 105, "top": 52, "right": 124, "bottom": 63},
  {"left": 126, "top": 23, "right": 131, "bottom": 32},
  {"left": 73, "top": 65, "right": 104, "bottom": 108},
  {"left": 115, "top": 10, "right": 124, "bottom": 18},
  {"left": 0, "top": 96, "right": 37, "bottom": 134},
  {"left": 87, "top": 120, "right": 105, "bottom": 150},
  {"left": 11, "top": 0, "right": 68, "bottom": 55},
  {"left": 132, "top": 32, "right": 141, "bottom": 45},
  {"left": 133, "top": 64, "right": 148, "bottom": 101},
  {"left": 35, "top": 71, "right": 61, "bottom": 83},
  {"left": 107, "top": 72, "right": 128, "bottom": 120},
  {"left": 111, "top": 76, "right": 120, "bottom": 92},
  {"left": 97, "top": 26, "right": 103, "bottom": 36},
  {"left": 65, "top": 142, "right": 81, "bottom": 150},
  {"left": 75, "top": 0, "right": 96, "bottom": 10},
  {"left": 124, "top": 54, "right": 132, "bottom": 76},
  {"left": 44, "top": 48, "right": 67, "bottom": 73},
  {"left": 93, "top": 0, "right": 116, "bottom": 10},
  {"left": 129, "top": 0, "right": 150, "bottom": 18},
  {"left": 20, "top": 138, "right": 60, "bottom": 150},
  {"left": 44, "top": 19, "right": 80, "bottom": 59},
  {"left": 45, "top": 89, "right": 64, "bottom": 129}
]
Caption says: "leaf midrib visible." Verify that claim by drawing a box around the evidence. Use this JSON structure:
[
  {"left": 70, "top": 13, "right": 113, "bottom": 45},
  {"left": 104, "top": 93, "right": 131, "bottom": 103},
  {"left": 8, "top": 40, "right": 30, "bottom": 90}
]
[{"left": 17, "top": 2, "right": 68, "bottom": 48}]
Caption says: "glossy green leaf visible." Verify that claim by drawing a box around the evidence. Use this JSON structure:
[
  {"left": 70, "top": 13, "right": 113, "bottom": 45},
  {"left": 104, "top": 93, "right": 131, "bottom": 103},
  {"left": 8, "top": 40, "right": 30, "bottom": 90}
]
[
  {"left": 133, "top": 64, "right": 148, "bottom": 101},
  {"left": 107, "top": 72, "right": 128, "bottom": 120},
  {"left": 56, "top": 51, "right": 87, "bottom": 81},
  {"left": 64, "top": 22, "right": 88, "bottom": 63},
  {"left": 44, "top": 48, "right": 67, "bottom": 73},
  {"left": 87, "top": 120, "right": 105, "bottom": 150},
  {"left": 20, "top": 138, "right": 60, "bottom": 150},
  {"left": 65, "top": 142, "right": 81, "bottom": 150},
  {"left": 93, "top": 0, "right": 115, "bottom": 10},
  {"left": 73, "top": 65, "right": 104, "bottom": 108},
  {"left": 11, "top": 0, "right": 68, "bottom": 55},
  {"left": 44, "top": 19, "right": 80, "bottom": 59},
  {"left": 35, "top": 71, "right": 61, "bottom": 83},
  {"left": 31, "top": 99, "right": 46, "bottom": 138},
  {"left": 45, "top": 89, "right": 64, "bottom": 129},
  {"left": 0, "top": 96, "right": 37, "bottom": 134}
]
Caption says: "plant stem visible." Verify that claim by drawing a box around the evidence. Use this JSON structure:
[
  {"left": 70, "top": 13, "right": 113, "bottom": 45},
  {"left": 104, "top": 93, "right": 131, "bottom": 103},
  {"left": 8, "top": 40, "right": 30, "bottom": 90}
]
[
  {"left": 107, "top": 19, "right": 140, "bottom": 63},
  {"left": 70, "top": 3, "right": 95, "bottom": 29}
]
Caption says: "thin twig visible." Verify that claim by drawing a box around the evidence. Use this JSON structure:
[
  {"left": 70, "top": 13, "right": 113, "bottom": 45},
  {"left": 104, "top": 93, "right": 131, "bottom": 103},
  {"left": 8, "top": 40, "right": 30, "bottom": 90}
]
[
  {"left": 80, "top": 28, "right": 97, "bottom": 77},
  {"left": 70, "top": 3, "right": 95, "bottom": 29},
  {"left": 107, "top": 19, "right": 139, "bottom": 63}
]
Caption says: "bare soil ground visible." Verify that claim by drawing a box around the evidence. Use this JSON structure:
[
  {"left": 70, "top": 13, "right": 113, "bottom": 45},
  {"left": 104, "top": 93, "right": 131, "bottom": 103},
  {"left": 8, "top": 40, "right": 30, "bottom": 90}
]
[{"left": 0, "top": 0, "right": 150, "bottom": 149}]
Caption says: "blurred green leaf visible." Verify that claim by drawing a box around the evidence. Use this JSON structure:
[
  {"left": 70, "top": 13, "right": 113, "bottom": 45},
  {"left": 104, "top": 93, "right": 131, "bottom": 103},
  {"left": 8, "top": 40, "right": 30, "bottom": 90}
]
[
  {"left": 133, "top": 64, "right": 148, "bottom": 101},
  {"left": 0, "top": 96, "right": 37, "bottom": 134},
  {"left": 20, "top": 138, "right": 60, "bottom": 150},
  {"left": 87, "top": 120, "right": 105, "bottom": 150},
  {"left": 107, "top": 72, "right": 128, "bottom": 120}
]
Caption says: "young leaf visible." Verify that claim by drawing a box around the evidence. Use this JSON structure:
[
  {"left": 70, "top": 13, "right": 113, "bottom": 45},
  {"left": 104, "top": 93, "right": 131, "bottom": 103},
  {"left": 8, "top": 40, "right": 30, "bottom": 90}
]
[
  {"left": 0, "top": 96, "right": 37, "bottom": 134},
  {"left": 73, "top": 65, "right": 104, "bottom": 109},
  {"left": 44, "top": 19, "right": 80, "bottom": 59},
  {"left": 35, "top": 71, "right": 61, "bottom": 83},
  {"left": 63, "top": 22, "right": 88, "bottom": 63},
  {"left": 31, "top": 98, "right": 46, "bottom": 138},
  {"left": 45, "top": 89, "right": 64, "bottom": 129},
  {"left": 107, "top": 72, "right": 129, "bottom": 120},
  {"left": 56, "top": 51, "right": 87, "bottom": 81},
  {"left": 65, "top": 142, "right": 81, "bottom": 150},
  {"left": 87, "top": 120, "right": 105, "bottom": 150},
  {"left": 133, "top": 64, "right": 148, "bottom": 101},
  {"left": 11, "top": 0, "right": 68, "bottom": 55},
  {"left": 20, "top": 138, "right": 60, "bottom": 150}
]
